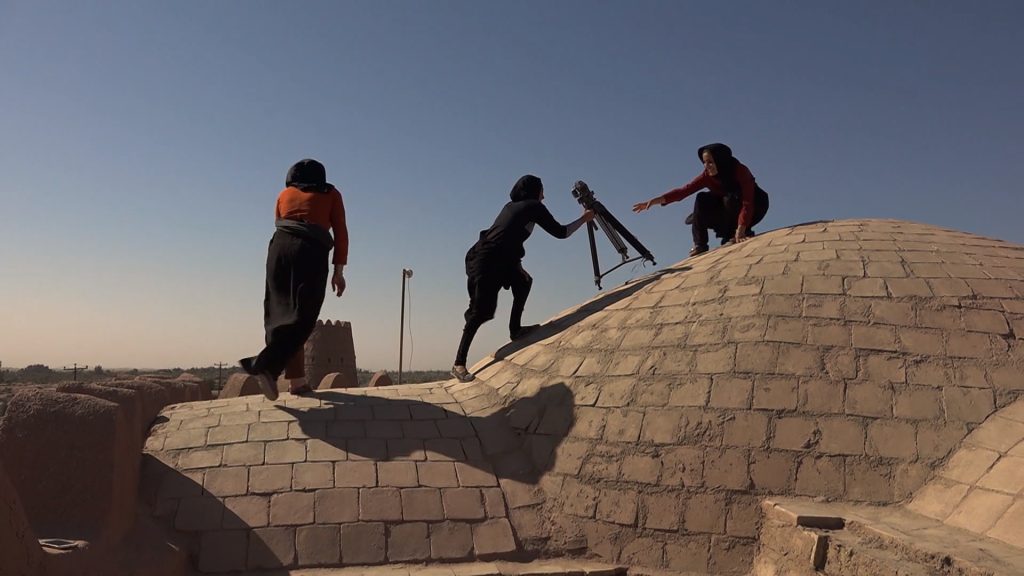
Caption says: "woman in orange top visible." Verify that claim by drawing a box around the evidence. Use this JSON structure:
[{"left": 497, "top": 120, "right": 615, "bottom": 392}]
[{"left": 240, "top": 159, "right": 348, "bottom": 399}]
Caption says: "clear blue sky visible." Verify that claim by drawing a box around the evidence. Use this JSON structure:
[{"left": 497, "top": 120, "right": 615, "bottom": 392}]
[{"left": 2, "top": 1, "right": 1021, "bottom": 371}]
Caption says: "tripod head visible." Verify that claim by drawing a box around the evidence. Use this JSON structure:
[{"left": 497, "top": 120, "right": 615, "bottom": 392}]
[
  {"left": 571, "top": 180, "right": 598, "bottom": 210},
  {"left": 570, "top": 180, "right": 655, "bottom": 289}
]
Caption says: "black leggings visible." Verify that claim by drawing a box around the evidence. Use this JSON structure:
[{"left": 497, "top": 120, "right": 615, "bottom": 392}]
[
  {"left": 454, "top": 265, "right": 532, "bottom": 366},
  {"left": 691, "top": 189, "right": 769, "bottom": 248},
  {"left": 243, "top": 230, "right": 329, "bottom": 379}
]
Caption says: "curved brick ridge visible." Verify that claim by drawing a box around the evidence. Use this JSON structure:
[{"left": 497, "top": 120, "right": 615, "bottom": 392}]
[
  {"left": 143, "top": 380, "right": 573, "bottom": 573},
  {"left": 907, "top": 396, "right": 1024, "bottom": 548},
  {"left": 465, "top": 219, "right": 1024, "bottom": 574}
]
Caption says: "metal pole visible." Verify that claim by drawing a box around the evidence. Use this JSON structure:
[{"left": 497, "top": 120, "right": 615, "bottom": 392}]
[{"left": 399, "top": 270, "right": 406, "bottom": 384}]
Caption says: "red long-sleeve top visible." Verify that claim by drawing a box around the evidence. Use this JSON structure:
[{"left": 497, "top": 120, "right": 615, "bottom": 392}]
[
  {"left": 275, "top": 186, "right": 349, "bottom": 265},
  {"left": 661, "top": 161, "right": 757, "bottom": 229}
]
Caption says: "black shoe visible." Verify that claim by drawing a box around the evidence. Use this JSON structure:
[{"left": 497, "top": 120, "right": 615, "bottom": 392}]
[
  {"left": 685, "top": 213, "right": 695, "bottom": 225},
  {"left": 510, "top": 324, "right": 540, "bottom": 340},
  {"left": 451, "top": 365, "right": 474, "bottom": 383},
  {"left": 239, "top": 357, "right": 279, "bottom": 401},
  {"left": 689, "top": 245, "right": 709, "bottom": 257}
]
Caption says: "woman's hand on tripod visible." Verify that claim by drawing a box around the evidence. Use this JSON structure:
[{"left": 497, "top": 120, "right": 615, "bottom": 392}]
[
  {"left": 632, "top": 197, "right": 664, "bottom": 213},
  {"left": 582, "top": 209, "right": 596, "bottom": 222}
]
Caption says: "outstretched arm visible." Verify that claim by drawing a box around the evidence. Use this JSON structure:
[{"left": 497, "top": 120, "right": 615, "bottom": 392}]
[{"left": 534, "top": 203, "right": 595, "bottom": 239}]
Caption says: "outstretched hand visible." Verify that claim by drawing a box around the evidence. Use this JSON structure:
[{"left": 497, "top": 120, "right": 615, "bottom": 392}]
[
  {"left": 632, "top": 197, "right": 662, "bottom": 213},
  {"left": 582, "top": 209, "right": 596, "bottom": 222}
]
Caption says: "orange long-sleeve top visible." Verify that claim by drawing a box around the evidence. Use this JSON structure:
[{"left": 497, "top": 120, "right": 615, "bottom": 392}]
[{"left": 275, "top": 186, "right": 349, "bottom": 265}]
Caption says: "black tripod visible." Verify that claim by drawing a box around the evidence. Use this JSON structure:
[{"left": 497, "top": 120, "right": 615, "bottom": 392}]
[{"left": 572, "top": 181, "right": 656, "bottom": 289}]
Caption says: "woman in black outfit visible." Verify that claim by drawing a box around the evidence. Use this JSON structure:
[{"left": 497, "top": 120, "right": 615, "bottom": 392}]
[{"left": 451, "top": 175, "right": 593, "bottom": 382}]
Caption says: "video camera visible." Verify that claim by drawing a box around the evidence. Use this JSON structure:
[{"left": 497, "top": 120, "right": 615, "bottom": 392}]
[{"left": 571, "top": 180, "right": 655, "bottom": 289}]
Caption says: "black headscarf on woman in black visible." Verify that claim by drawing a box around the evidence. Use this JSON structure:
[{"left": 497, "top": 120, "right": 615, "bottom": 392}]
[
  {"left": 509, "top": 174, "right": 544, "bottom": 201},
  {"left": 286, "top": 158, "right": 330, "bottom": 193},
  {"left": 698, "top": 143, "right": 740, "bottom": 194}
]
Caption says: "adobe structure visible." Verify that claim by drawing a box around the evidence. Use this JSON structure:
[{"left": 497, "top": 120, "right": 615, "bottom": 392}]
[
  {"left": 304, "top": 319, "right": 359, "bottom": 389},
  {"left": 2, "top": 218, "right": 1023, "bottom": 576}
]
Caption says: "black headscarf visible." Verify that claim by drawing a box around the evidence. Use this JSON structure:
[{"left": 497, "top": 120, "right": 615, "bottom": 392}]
[
  {"left": 697, "top": 143, "right": 740, "bottom": 194},
  {"left": 286, "top": 159, "right": 329, "bottom": 193},
  {"left": 509, "top": 174, "right": 543, "bottom": 202}
]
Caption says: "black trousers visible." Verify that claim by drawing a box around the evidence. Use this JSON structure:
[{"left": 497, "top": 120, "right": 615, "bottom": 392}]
[
  {"left": 243, "top": 230, "right": 329, "bottom": 379},
  {"left": 691, "top": 188, "right": 769, "bottom": 248},
  {"left": 454, "top": 263, "right": 532, "bottom": 366}
]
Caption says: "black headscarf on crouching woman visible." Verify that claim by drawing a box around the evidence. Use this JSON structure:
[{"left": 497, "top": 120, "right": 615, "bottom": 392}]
[
  {"left": 509, "top": 174, "right": 543, "bottom": 201},
  {"left": 698, "top": 143, "right": 741, "bottom": 194}
]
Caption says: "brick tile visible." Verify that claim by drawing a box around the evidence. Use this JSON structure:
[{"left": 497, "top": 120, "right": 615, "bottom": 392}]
[
  {"left": 683, "top": 492, "right": 726, "bottom": 533},
  {"left": 846, "top": 277, "right": 888, "bottom": 297},
  {"left": 943, "top": 387, "right": 995, "bottom": 422},
  {"left": 898, "top": 328, "right": 945, "bottom": 355},
  {"left": 306, "top": 438, "right": 347, "bottom": 462},
  {"left": 946, "top": 489, "right": 1015, "bottom": 533},
  {"left": 798, "top": 379, "right": 844, "bottom": 414},
  {"left": 722, "top": 412, "right": 768, "bottom": 448},
  {"left": 454, "top": 462, "right": 498, "bottom": 487},
  {"left": 207, "top": 424, "right": 249, "bottom": 445},
  {"left": 497, "top": 478, "right": 543, "bottom": 509},
  {"left": 335, "top": 461, "right": 377, "bottom": 487},
  {"left": 709, "top": 376, "right": 752, "bottom": 409},
  {"left": 963, "top": 309, "right": 1010, "bottom": 334},
  {"left": 603, "top": 409, "right": 644, "bottom": 441},
  {"left": 987, "top": 500, "right": 1024, "bottom": 548},
  {"left": 441, "top": 488, "right": 486, "bottom": 520},
  {"left": 763, "top": 276, "right": 802, "bottom": 294},
  {"left": 772, "top": 417, "right": 817, "bottom": 451},
  {"left": 794, "top": 456, "right": 844, "bottom": 498},
  {"left": 247, "top": 526, "right": 296, "bottom": 569},
  {"left": 639, "top": 409, "right": 681, "bottom": 443},
  {"left": 703, "top": 448, "right": 750, "bottom": 490},
  {"left": 860, "top": 354, "right": 905, "bottom": 383},
  {"left": 595, "top": 489, "right": 639, "bottom": 525},
  {"left": 907, "top": 478, "right": 969, "bottom": 520},
  {"left": 224, "top": 442, "right": 265, "bottom": 466},
  {"left": 314, "top": 487, "right": 358, "bottom": 523},
  {"left": 750, "top": 450, "right": 796, "bottom": 492},
  {"left": 387, "top": 439, "right": 427, "bottom": 461},
  {"left": 249, "top": 464, "right": 292, "bottom": 494},
  {"left": 807, "top": 322, "right": 852, "bottom": 346},
  {"left": 205, "top": 466, "right": 248, "bottom": 497},
  {"left": 940, "top": 445, "right": 1000, "bottom": 484},
  {"left": 852, "top": 325, "right": 897, "bottom": 351},
  {"left": 388, "top": 522, "right": 430, "bottom": 562},
  {"left": 424, "top": 438, "right": 467, "bottom": 461},
  {"left": 965, "top": 416, "right": 1024, "bottom": 453},
  {"left": 296, "top": 525, "right": 339, "bottom": 566},
  {"left": 894, "top": 386, "right": 944, "bottom": 420},
  {"left": 347, "top": 439, "right": 389, "bottom": 460},
  {"left": 866, "top": 421, "right": 917, "bottom": 458},
  {"left": 966, "top": 278, "right": 1016, "bottom": 297},
  {"left": 752, "top": 377, "right": 797, "bottom": 410},
  {"left": 803, "top": 276, "right": 843, "bottom": 295},
  {"left": 401, "top": 487, "right": 444, "bottom": 521},
  {"left": 266, "top": 440, "right": 306, "bottom": 464},
  {"left": 846, "top": 383, "right": 893, "bottom": 417},
  {"left": 917, "top": 423, "right": 969, "bottom": 460},
  {"left": 341, "top": 522, "right": 386, "bottom": 564},
  {"left": 621, "top": 455, "right": 662, "bottom": 483},
  {"left": 270, "top": 491, "right": 313, "bottom": 525},
  {"left": 824, "top": 348, "right": 858, "bottom": 379},
  {"left": 845, "top": 460, "right": 893, "bottom": 503},
  {"left": 735, "top": 342, "right": 779, "bottom": 372},
  {"left": 419, "top": 459, "right": 460, "bottom": 485},
  {"left": 927, "top": 278, "right": 973, "bottom": 296},
  {"left": 818, "top": 417, "right": 866, "bottom": 455},
  {"left": 180, "top": 447, "right": 223, "bottom": 469},
  {"left": 294, "top": 462, "right": 333, "bottom": 490},
  {"left": 694, "top": 346, "right": 736, "bottom": 374},
  {"left": 765, "top": 317, "right": 804, "bottom": 343},
  {"left": 430, "top": 521, "right": 473, "bottom": 560},
  {"left": 223, "top": 495, "right": 268, "bottom": 529},
  {"left": 977, "top": 457, "right": 1024, "bottom": 494},
  {"left": 176, "top": 495, "right": 224, "bottom": 531},
  {"left": 473, "top": 518, "right": 517, "bottom": 557},
  {"left": 865, "top": 261, "right": 907, "bottom": 277},
  {"left": 249, "top": 422, "right": 290, "bottom": 442},
  {"left": 643, "top": 493, "right": 681, "bottom": 530},
  {"left": 360, "top": 487, "right": 402, "bottom": 521},
  {"left": 561, "top": 477, "right": 599, "bottom": 517},
  {"left": 804, "top": 296, "right": 844, "bottom": 319},
  {"left": 199, "top": 530, "right": 248, "bottom": 573},
  {"left": 886, "top": 278, "right": 933, "bottom": 297},
  {"left": 372, "top": 461, "right": 416, "bottom": 488},
  {"left": 481, "top": 487, "right": 507, "bottom": 518}
]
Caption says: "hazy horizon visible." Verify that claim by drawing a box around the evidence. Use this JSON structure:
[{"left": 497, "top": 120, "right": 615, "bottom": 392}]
[{"left": 3, "top": 1, "right": 1022, "bottom": 371}]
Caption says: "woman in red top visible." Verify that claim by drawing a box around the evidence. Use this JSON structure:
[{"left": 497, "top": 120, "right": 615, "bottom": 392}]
[
  {"left": 633, "top": 143, "right": 769, "bottom": 256},
  {"left": 240, "top": 159, "right": 348, "bottom": 399}
]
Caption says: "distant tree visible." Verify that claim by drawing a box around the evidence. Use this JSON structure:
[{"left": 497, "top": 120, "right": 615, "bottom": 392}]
[{"left": 93, "top": 365, "right": 105, "bottom": 375}]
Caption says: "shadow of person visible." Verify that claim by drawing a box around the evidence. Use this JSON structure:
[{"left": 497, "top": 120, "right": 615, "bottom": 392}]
[
  {"left": 486, "top": 267, "right": 683, "bottom": 366},
  {"left": 275, "top": 382, "right": 575, "bottom": 485}
]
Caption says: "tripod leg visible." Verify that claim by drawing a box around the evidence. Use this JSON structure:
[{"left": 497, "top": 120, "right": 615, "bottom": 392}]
[
  {"left": 587, "top": 222, "right": 602, "bottom": 288},
  {"left": 595, "top": 202, "right": 656, "bottom": 264}
]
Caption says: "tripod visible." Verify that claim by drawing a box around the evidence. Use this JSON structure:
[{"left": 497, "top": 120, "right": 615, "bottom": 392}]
[{"left": 572, "top": 181, "right": 656, "bottom": 289}]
